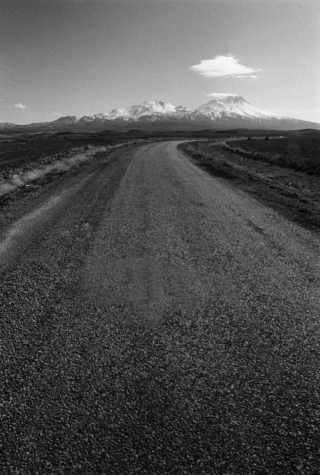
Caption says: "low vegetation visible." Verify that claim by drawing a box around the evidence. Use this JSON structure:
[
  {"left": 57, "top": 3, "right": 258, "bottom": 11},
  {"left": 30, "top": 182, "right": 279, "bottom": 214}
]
[
  {"left": 0, "top": 131, "right": 122, "bottom": 173},
  {"left": 179, "top": 131, "right": 320, "bottom": 232},
  {"left": 226, "top": 132, "right": 320, "bottom": 175}
]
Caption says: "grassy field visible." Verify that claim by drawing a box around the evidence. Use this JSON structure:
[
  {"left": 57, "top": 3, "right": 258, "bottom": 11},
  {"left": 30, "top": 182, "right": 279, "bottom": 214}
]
[
  {"left": 0, "top": 131, "right": 124, "bottom": 173},
  {"left": 228, "top": 133, "right": 320, "bottom": 175},
  {"left": 179, "top": 132, "right": 320, "bottom": 232}
]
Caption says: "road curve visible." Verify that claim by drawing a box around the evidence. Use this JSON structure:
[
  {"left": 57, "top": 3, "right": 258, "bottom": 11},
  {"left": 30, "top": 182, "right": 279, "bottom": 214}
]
[{"left": 1, "top": 141, "right": 320, "bottom": 474}]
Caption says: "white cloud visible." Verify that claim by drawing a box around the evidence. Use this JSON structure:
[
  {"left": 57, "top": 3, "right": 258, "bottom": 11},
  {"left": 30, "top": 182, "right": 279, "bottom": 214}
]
[
  {"left": 207, "top": 93, "right": 240, "bottom": 99},
  {"left": 190, "top": 55, "right": 260, "bottom": 79},
  {"left": 52, "top": 112, "right": 62, "bottom": 116},
  {"left": 14, "top": 103, "right": 27, "bottom": 109}
]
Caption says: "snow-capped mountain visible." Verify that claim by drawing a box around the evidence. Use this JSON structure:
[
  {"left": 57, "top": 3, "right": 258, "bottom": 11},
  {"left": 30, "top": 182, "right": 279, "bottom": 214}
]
[
  {"left": 74, "top": 95, "right": 285, "bottom": 124},
  {"left": 53, "top": 115, "right": 80, "bottom": 124},
  {"left": 194, "top": 94, "right": 281, "bottom": 121},
  {"left": 65, "top": 95, "right": 314, "bottom": 129},
  {"left": 2, "top": 95, "right": 319, "bottom": 130},
  {"left": 104, "top": 100, "right": 177, "bottom": 120}
]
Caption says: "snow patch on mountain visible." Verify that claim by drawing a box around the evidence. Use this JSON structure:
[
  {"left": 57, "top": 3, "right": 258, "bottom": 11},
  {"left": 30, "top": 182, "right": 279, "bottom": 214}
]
[
  {"left": 38, "top": 94, "right": 319, "bottom": 130},
  {"left": 197, "top": 95, "right": 281, "bottom": 121},
  {"left": 104, "top": 100, "right": 177, "bottom": 120},
  {"left": 98, "top": 95, "right": 282, "bottom": 123},
  {"left": 53, "top": 115, "right": 80, "bottom": 124}
]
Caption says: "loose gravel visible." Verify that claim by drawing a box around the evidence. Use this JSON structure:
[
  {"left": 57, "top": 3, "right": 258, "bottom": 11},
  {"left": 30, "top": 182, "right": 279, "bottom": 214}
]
[{"left": 1, "top": 142, "right": 320, "bottom": 474}]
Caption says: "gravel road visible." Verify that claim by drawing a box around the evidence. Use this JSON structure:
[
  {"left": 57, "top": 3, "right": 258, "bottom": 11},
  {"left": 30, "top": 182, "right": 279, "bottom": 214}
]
[{"left": 1, "top": 141, "right": 320, "bottom": 474}]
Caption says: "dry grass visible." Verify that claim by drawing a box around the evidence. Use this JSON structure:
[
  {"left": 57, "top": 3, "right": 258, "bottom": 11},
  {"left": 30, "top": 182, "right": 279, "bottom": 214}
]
[
  {"left": 179, "top": 138, "right": 320, "bottom": 232},
  {"left": 227, "top": 134, "right": 320, "bottom": 175}
]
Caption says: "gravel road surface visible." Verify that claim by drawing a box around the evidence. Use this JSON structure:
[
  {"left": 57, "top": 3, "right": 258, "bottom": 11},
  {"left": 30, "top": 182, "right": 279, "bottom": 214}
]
[{"left": 1, "top": 141, "right": 320, "bottom": 474}]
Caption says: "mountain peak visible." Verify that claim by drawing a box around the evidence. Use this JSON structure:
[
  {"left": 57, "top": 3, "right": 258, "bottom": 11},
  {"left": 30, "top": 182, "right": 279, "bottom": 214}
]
[
  {"left": 143, "top": 100, "right": 172, "bottom": 106},
  {"left": 135, "top": 100, "right": 176, "bottom": 113},
  {"left": 52, "top": 115, "right": 80, "bottom": 124},
  {"left": 196, "top": 93, "right": 281, "bottom": 121},
  {"left": 103, "top": 100, "right": 177, "bottom": 120}
]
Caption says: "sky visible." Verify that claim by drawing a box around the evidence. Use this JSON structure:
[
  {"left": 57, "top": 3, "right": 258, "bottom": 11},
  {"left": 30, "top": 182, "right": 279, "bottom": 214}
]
[{"left": 1, "top": 0, "right": 320, "bottom": 124}]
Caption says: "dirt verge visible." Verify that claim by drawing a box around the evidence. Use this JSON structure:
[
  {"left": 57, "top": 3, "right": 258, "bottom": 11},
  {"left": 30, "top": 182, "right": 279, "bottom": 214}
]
[{"left": 0, "top": 140, "right": 146, "bottom": 208}]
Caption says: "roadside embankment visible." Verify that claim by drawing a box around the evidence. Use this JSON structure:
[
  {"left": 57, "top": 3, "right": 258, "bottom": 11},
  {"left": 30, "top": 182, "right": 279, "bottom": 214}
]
[
  {"left": 0, "top": 140, "right": 143, "bottom": 204},
  {"left": 0, "top": 146, "right": 107, "bottom": 199}
]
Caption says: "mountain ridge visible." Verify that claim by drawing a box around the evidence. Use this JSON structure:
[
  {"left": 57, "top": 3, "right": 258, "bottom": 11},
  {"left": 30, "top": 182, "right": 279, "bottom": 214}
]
[
  {"left": 58, "top": 95, "right": 320, "bottom": 130},
  {"left": 2, "top": 95, "right": 320, "bottom": 130}
]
